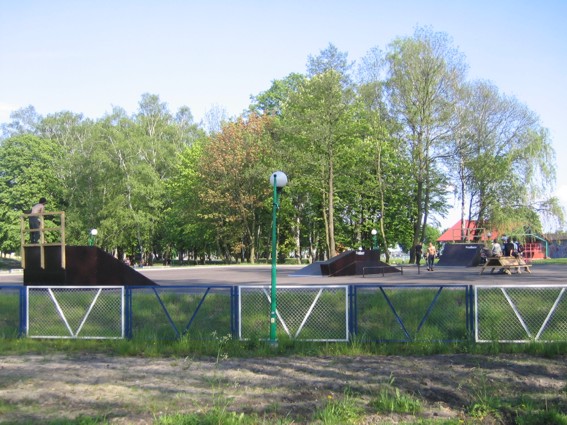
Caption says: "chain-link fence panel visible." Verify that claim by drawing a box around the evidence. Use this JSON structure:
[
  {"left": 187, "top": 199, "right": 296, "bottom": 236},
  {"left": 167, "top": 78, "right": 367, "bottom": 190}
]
[
  {"left": 27, "top": 286, "right": 124, "bottom": 339},
  {"left": 239, "top": 286, "right": 348, "bottom": 341},
  {"left": 475, "top": 285, "right": 567, "bottom": 342},
  {"left": 354, "top": 285, "right": 470, "bottom": 342},
  {"left": 0, "top": 286, "right": 23, "bottom": 338},
  {"left": 128, "top": 286, "right": 233, "bottom": 340}
]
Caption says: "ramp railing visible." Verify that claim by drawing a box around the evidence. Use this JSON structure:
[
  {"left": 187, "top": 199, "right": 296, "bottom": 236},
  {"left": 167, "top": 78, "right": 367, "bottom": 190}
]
[{"left": 20, "top": 211, "right": 66, "bottom": 270}]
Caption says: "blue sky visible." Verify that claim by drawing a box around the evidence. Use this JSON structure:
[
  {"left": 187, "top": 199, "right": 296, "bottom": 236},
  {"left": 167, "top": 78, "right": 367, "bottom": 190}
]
[{"left": 1, "top": 0, "right": 566, "bottom": 229}]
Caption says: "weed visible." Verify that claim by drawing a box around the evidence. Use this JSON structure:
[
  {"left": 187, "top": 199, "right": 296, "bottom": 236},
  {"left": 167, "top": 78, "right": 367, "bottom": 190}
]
[
  {"left": 314, "top": 388, "right": 364, "bottom": 424},
  {"left": 371, "top": 387, "right": 422, "bottom": 415},
  {"left": 466, "top": 370, "right": 502, "bottom": 422},
  {"left": 515, "top": 409, "right": 567, "bottom": 425},
  {"left": 210, "top": 330, "right": 232, "bottom": 363}
]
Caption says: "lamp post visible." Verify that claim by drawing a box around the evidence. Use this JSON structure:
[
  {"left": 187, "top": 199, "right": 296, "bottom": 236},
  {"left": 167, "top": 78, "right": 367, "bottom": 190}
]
[
  {"left": 88, "top": 228, "right": 98, "bottom": 246},
  {"left": 269, "top": 171, "right": 288, "bottom": 345},
  {"left": 371, "top": 229, "right": 378, "bottom": 250}
]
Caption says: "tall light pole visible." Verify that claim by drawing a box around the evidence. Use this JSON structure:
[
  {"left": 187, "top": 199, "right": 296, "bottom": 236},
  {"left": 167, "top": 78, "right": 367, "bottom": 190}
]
[{"left": 269, "top": 171, "right": 288, "bottom": 344}]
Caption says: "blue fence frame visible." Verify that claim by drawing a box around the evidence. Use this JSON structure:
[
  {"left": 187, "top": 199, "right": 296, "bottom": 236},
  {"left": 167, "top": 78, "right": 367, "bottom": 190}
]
[
  {"left": 1, "top": 284, "right": 474, "bottom": 342},
  {"left": 0, "top": 285, "right": 26, "bottom": 337},
  {"left": 350, "top": 284, "right": 473, "bottom": 342}
]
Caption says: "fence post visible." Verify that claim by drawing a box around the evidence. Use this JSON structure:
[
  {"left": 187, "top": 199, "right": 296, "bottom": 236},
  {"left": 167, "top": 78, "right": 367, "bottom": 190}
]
[
  {"left": 125, "top": 287, "right": 132, "bottom": 339},
  {"left": 231, "top": 286, "right": 238, "bottom": 339},
  {"left": 467, "top": 285, "right": 474, "bottom": 340},
  {"left": 348, "top": 285, "right": 356, "bottom": 339},
  {"left": 19, "top": 286, "right": 27, "bottom": 338}
]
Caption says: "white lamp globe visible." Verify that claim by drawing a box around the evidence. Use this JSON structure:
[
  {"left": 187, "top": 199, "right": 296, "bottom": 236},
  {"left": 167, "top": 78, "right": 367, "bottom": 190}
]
[{"left": 269, "top": 171, "right": 288, "bottom": 188}]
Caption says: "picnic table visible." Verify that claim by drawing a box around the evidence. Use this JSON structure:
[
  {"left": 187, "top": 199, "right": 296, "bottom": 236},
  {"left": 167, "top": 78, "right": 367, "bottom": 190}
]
[{"left": 480, "top": 256, "right": 532, "bottom": 275}]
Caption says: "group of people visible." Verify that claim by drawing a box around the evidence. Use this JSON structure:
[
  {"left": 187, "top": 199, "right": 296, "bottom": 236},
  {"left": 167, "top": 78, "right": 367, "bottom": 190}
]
[
  {"left": 491, "top": 237, "right": 524, "bottom": 258},
  {"left": 414, "top": 242, "right": 437, "bottom": 271},
  {"left": 414, "top": 237, "right": 524, "bottom": 271}
]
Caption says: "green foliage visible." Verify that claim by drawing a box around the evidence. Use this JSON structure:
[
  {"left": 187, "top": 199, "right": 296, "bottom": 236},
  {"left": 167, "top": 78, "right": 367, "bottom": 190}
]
[
  {"left": 371, "top": 387, "right": 422, "bottom": 415},
  {"left": 0, "top": 29, "right": 559, "bottom": 264},
  {"left": 314, "top": 388, "right": 364, "bottom": 424},
  {"left": 0, "top": 134, "right": 64, "bottom": 252}
]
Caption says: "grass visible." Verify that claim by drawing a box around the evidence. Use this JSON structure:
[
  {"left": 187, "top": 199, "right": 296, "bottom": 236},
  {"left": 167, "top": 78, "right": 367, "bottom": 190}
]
[
  {"left": 2, "top": 258, "right": 567, "bottom": 424},
  {"left": 1, "top": 337, "right": 566, "bottom": 425}
]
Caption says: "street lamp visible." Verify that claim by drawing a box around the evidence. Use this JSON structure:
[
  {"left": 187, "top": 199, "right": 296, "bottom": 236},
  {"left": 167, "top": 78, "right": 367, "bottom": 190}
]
[
  {"left": 269, "top": 171, "right": 288, "bottom": 344},
  {"left": 88, "top": 228, "right": 98, "bottom": 246},
  {"left": 371, "top": 228, "right": 378, "bottom": 250}
]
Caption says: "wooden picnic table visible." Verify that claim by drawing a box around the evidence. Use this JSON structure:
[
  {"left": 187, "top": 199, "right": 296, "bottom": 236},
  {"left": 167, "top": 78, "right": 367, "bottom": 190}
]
[{"left": 480, "top": 256, "right": 532, "bottom": 275}]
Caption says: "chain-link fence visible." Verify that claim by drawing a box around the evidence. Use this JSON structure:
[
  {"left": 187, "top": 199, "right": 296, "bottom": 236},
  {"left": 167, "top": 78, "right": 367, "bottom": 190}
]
[
  {"left": 26, "top": 286, "right": 124, "bottom": 339},
  {"left": 353, "top": 285, "right": 472, "bottom": 342},
  {"left": 0, "top": 286, "right": 24, "bottom": 338},
  {"left": 475, "top": 285, "right": 567, "bottom": 342},
  {"left": 127, "top": 285, "right": 234, "bottom": 340},
  {"left": 4, "top": 283, "right": 567, "bottom": 342},
  {"left": 239, "top": 285, "right": 349, "bottom": 341}
]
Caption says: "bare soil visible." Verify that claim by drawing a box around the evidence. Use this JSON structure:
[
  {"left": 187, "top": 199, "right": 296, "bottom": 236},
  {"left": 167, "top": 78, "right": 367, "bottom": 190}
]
[{"left": 1, "top": 353, "right": 566, "bottom": 424}]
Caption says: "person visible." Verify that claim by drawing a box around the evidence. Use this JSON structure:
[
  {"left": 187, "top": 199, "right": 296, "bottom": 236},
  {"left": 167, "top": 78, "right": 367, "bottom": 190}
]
[
  {"left": 414, "top": 242, "right": 423, "bottom": 266},
  {"left": 29, "top": 197, "right": 47, "bottom": 243},
  {"left": 426, "top": 242, "right": 437, "bottom": 271},
  {"left": 504, "top": 237, "right": 515, "bottom": 257},
  {"left": 491, "top": 240, "right": 502, "bottom": 257}
]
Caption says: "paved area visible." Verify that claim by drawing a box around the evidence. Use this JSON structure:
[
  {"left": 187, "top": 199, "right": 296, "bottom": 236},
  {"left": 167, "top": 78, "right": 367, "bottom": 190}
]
[{"left": 1, "top": 262, "right": 566, "bottom": 286}]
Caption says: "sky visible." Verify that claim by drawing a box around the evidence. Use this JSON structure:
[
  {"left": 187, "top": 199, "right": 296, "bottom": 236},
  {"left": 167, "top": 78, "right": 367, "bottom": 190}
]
[{"left": 1, "top": 0, "right": 566, "bottom": 230}]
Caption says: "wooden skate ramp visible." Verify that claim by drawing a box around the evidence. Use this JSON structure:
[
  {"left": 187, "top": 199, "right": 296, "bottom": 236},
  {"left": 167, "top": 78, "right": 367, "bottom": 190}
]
[
  {"left": 437, "top": 243, "right": 484, "bottom": 267},
  {"left": 23, "top": 246, "right": 156, "bottom": 286},
  {"left": 292, "top": 250, "right": 399, "bottom": 277}
]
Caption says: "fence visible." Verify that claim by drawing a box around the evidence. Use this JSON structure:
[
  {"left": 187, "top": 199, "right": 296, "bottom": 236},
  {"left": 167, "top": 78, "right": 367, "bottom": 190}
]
[
  {"left": 239, "top": 285, "right": 349, "bottom": 341},
  {"left": 1, "top": 284, "right": 567, "bottom": 342},
  {"left": 475, "top": 285, "right": 567, "bottom": 342},
  {"left": 353, "top": 285, "right": 472, "bottom": 342},
  {"left": 0, "top": 286, "right": 25, "bottom": 338},
  {"left": 27, "top": 286, "right": 124, "bottom": 339}
]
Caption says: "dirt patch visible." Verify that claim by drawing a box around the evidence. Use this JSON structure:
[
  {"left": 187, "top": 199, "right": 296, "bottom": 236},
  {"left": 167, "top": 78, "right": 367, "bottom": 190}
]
[{"left": 1, "top": 353, "right": 566, "bottom": 424}]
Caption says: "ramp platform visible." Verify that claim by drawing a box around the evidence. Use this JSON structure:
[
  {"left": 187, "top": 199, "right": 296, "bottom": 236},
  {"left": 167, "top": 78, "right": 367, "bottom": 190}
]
[
  {"left": 437, "top": 243, "right": 484, "bottom": 267},
  {"left": 24, "top": 246, "right": 156, "bottom": 286},
  {"left": 291, "top": 250, "right": 399, "bottom": 277}
]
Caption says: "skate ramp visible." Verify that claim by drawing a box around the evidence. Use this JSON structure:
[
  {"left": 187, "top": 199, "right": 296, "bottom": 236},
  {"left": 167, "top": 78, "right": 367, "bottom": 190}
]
[
  {"left": 24, "top": 246, "right": 156, "bottom": 286},
  {"left": 291, "top": 250, "right": 399, "bottom": 277},
  {"left": 437, "top": 243, "right": 484, "bottom": 267}
]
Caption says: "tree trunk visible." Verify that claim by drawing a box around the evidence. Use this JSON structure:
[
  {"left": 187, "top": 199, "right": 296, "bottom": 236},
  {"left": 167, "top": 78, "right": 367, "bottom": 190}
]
[{"left": 328, "top": 159, "right": 336, "bottom": 258}]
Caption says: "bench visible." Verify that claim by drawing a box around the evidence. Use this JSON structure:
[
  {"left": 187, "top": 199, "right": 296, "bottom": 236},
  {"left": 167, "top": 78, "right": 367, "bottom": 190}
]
[{"left": 480, "top": 256, "right": 532, "bottom": 275}]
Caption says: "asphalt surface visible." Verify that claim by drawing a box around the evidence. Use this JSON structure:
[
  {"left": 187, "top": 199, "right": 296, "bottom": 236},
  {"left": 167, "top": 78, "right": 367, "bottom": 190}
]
[{"left": 1, "top": 262, "right": 566, "bottom": 287}]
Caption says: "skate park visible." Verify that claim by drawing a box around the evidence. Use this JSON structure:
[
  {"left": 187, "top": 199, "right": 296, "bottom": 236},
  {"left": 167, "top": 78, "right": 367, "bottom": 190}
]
[
  {"left": 3, "top": 251, "right": 566, "bottom": 287},
  {"left": 2, "top": 210, "right": 563, "bottom": 288}
]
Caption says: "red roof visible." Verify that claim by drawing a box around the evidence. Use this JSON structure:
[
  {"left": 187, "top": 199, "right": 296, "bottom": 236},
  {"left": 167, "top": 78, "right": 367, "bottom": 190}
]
[{"left": 437, "top": 220, "right": 498, "bottom": 242}]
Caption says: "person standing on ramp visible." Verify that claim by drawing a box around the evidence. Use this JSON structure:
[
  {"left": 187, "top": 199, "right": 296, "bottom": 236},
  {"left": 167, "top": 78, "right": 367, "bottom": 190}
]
[{"left": 29, "top": 197, "right": 47, "bottom": 243}]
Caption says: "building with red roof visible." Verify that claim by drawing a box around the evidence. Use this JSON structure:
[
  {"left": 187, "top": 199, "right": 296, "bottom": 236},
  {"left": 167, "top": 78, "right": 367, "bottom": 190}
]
[{"left": 437, "top": 220, "right": 497, "bottom": 243}]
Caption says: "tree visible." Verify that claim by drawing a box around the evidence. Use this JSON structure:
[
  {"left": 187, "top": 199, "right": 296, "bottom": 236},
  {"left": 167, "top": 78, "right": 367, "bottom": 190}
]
[
  {"left": 196, "top": 114, "right": 275, "bottom": 263},
  {"left": 0, "top": 135, "right": 64, "bottom": 252},
  {"left": 357, "top": 47, "right": 415, "bottom": 258},
  {"left": 385, "top": 27, "right": 467, "bottom": 261},
  {"left": 282, "top": 68, "right": 358, "bottom": 259},
  {"left": 451, "top": 80, "right": 560, "bottom": 236},
  {"left": 0, "top": 106, "right": 42, "bottom": 139}
]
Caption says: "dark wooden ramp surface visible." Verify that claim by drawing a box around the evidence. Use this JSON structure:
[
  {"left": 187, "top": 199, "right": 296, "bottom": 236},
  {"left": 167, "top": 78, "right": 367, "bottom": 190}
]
[{"left": 23, "top": 246, "right": 156, "bottom": 286}]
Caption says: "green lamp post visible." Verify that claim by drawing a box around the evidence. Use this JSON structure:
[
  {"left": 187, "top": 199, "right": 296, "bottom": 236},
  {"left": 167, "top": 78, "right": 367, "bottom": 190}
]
[
  {"left": 371, "top": 228, "right": 378, "bottom": 250},
  {"left": 269, "top": 171, "right": 288, "bottom": 344},
  {"left": 88, "top": 228, "right": 98, "bottom": 246}
]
